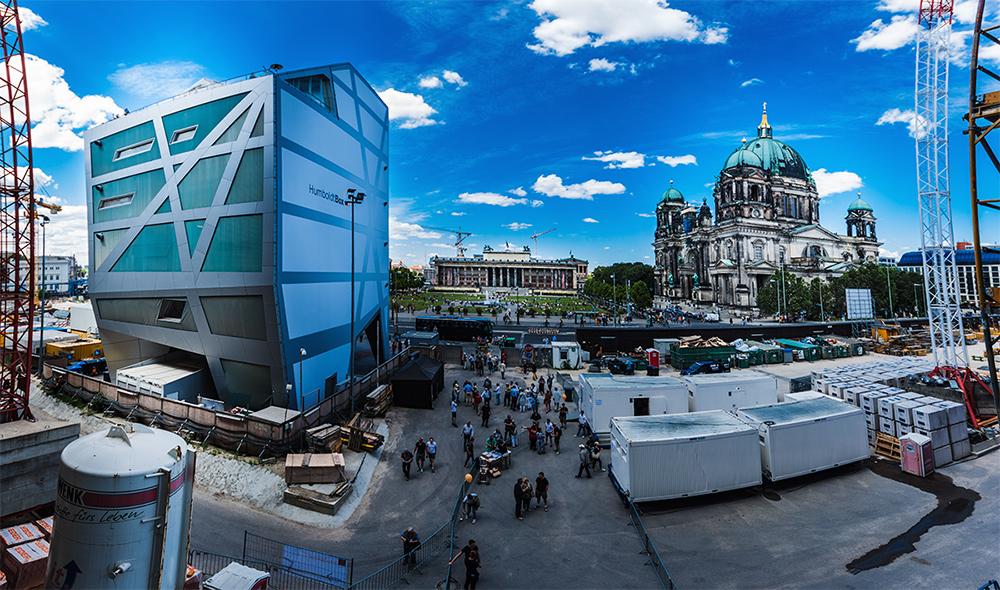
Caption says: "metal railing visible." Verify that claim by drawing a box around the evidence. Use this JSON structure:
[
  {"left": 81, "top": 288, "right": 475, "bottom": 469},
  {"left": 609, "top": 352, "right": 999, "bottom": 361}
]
[
  {"left": 243, "top": 531, "right": 353, "bottom": 588},
  {"left": 188, "top": 550, "right": 340, "bottom": 590},
  {"left": 624, "top": 496, "right": 678, "bottom": 590}
]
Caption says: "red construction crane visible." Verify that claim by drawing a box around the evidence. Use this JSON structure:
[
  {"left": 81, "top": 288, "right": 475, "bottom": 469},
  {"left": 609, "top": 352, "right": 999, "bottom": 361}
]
[
  {"left": 529, "top": 228, "right": 555, "bottom": 256},
  {"left": 0, "top": 0, "right": 36, "bottom": 423}
]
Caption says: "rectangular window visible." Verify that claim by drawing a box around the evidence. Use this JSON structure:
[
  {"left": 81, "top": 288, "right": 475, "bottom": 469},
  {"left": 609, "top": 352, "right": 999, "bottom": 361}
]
[
  {"left": 170, "top": 125, "right": 198, "bottom": 144},
  {"left": 754, "top": 245, "right": 763, "bottom": 260},
  {"left": 157, "top": 299, "right": 187, "bottom": 322},
  {"left": 97, "top": 193, "right": 135, "bottom": 210},
  {"left": 112, "top": 139, "right": 155, "bottom": 161}
]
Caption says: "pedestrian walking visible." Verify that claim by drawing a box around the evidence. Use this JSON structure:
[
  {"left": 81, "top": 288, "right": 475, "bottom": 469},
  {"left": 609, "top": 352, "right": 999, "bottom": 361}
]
[
  {"left": 481, "top": 401, "right": 491, "bottom": 428},
  {"left": 525, "top": 425, "right": 537, "bottom": 451},
  {"left": 499, "top": 361, "right": 506, "bottom": 379},
  {"left": 401, "top": 448, "right": 414, "bottom": 480},
  {"left": 427, "top": 437, "right": 437, "bottom": 472},
  {"left": 414, "top": 437, "right": 427, "bottom": 472},
  {"left": 536, "top": 429, "right": 546, "bottom": 454},
  {"left": 559, "top": 404, "right": 568, "bottom": 428},
  {"left": 494, "top": 384, "right": 501, "bottom": 406},
  {"left": 464, "top": 437, "right": 475, "bottom": 467},
  {"left": 552, "top": 424, "right": 562, "bottom": 454},
  {"left": 544, "top": 389, "right": 552, "bottom": 413},
  {"left": 504, "top": 415, "right": 517, "bottom": 448},
  {"left": 448, "top": 539, "right": 480, "bottom": 590},
  {"left": 462, "top": 421, "right": 474, "bottom": 445},
  {"left": 514, "top": 478, "right": 524, "bottom": 519},
  {"left": 401, "top": 527, "right": 420, "bottom": 569},
  {"left": 473, "top": 388, "right": 481, "bottom": 416},
  {"left": 452, "top": 399, "right": 458, "bottom": 427},
  {"left": 452, "top": 381, "right": 460, "bottom": 403},
  {"left": 460, "top": 492, "right": 480, "bottom": 523},
  {"left": 576, "top": 444, "right": 592, "bottom": 478},
  {"left": 544, "top": 419, "right": 554, "bottom": 444},
  {"left": 575, "top": 411, "right": 590, "bottom": 437},
  {"left": 590, "top": 443, "right": 604, "bottom": 472},
  {"left": 535, "top": 472, "right": 549, "bottom": 511},
  {"left": 520, "top": 478, "right": 533, "bottom": 515}
]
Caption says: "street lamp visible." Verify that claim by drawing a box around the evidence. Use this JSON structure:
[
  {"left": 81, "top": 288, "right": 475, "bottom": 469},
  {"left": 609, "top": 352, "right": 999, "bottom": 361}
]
[
  {"left": 37, "top": 215, "right": 49, "bottom": 377},
  {"left": 914, "top": 283, "right": 922, "bottom": 317},
  {"left": 818, "top": 280, "right": 825, "bottom": 322},
  {"left": 299, "top": 347, "right": 306, "bottom": 409},
  {"left": 627, "top": 279, "right": 632, "bottom": 319},
  {"left": 885, "top": 265, "right": 894, "bottom": 320},
  {"left": 612, "top": 273, "right": 617, "bottom": 326},
  {"left": 346, "top": 189, "right": 365, "bottom": 419}
]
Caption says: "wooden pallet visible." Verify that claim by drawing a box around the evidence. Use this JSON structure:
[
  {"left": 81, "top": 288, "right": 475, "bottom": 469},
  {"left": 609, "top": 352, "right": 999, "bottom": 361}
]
[{"left": 875, "top": 432, "right": 901, "bottom": 462}]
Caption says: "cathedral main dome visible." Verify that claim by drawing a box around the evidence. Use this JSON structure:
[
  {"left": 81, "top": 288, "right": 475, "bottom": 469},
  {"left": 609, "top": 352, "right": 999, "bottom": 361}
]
[{"left": 722, "top": 106, "right": 811, "bottom": 181}]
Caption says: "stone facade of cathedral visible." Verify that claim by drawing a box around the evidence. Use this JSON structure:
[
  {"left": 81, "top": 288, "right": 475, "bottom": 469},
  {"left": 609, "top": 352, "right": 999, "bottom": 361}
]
[{"left": 652, "top": 107, "right": 881, "bottom": 308}]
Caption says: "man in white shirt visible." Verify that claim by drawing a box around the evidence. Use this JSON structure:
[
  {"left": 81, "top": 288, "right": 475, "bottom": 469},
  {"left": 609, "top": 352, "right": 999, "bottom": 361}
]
[{"left": 576, "top": 411, "right": 589, "bottom": 437}]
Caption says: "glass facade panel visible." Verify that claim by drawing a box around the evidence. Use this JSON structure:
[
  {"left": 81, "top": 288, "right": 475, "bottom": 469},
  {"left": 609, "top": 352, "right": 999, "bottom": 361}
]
[
  {"left": 225, "top": 148, "right": 263, "bottom": 204},
  {"left": 201, "top": 295, "right": 267, "bottom": 340},
  {"left": 184, "top": 219, "right": 205, "bottom": 256},
  {"left": 154, "top": 199, "right": 171, "bottom": 215},
  {"left": 112, "top": 223, "right": 181, "bottom": 272},
  {"left": 220, "top": 359, "right": 272, "bottom": 410},
  {"left": 213, "top": 107, "right": 250, "bottom": 145},
  {"left": 286, "top": 74, "right": 335, "bottom": 114},
  {"left": 93, "top": 229, "right": 128, "bottom": 269},
  {"left": 90, "top": 121, "right": 160, "bottom": 177},
  {"left": 178, "top": 154, "right": 230, "bottom": 210},
  {"left": 202, "top": 214, "right": 263, "bottom": 272},
  {"left": 250, "top": 109, "right": 264, "bottom": 138},
  {"left": 162, "top": 93, "right": 248, "bottom": 155},
  {"left": 92, "top": 169, "right": 167, "bottom": 224},
  {"left": 96, "top": 297, "right": 196, "bottom": 331}
]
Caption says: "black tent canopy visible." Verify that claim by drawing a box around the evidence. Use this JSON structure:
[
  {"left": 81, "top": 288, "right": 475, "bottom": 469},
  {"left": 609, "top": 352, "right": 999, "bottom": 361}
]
[{"left": 391, "top": 354, "right": 444, "bottom": 409}]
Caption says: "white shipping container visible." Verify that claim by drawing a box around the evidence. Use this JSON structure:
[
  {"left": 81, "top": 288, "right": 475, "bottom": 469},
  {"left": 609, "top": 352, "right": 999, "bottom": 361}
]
[
  {"left": 683, "top": 371, "right": 778, "bottom": 413},
  {"left": 913, "top": 405, "right": 948, "bottom": 430},
  {"left": 609, "top": 412, "right": 761, "bottom": 502},
  {"left": 736, "top": 397, "right": 870, "bottom": 482},
  {"left": 579, "top": 374, "right": 688, "bottom": 436},
  {"left": 933, "top": 444, "right": 953, "bottom": 467}
]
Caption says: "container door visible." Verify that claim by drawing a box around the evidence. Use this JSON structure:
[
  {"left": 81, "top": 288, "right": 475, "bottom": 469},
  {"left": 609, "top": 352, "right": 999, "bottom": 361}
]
[{"left": 633, "top": 397, "right": 650, "bottom": 416}]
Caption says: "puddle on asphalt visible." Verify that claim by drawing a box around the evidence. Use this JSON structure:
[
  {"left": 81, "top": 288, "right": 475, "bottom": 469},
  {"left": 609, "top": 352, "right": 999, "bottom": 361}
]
[
  {"left": 846, "top": 458, "right": 980, "bottom": 574},
  {"left": 761, "top": 489, "right": 781, "bottom": 501}
]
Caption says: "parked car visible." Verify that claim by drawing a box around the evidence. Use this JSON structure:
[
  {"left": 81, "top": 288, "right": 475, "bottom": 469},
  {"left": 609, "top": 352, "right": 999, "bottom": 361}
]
[{"left": 680, "top": 360, "right": 731, "bottom": 376}]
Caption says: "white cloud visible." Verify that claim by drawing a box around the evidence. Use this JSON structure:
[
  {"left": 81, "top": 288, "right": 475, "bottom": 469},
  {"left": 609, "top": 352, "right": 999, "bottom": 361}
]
[
  {"left": 879, "top": 247, "right": 900, "bottom": 260},
  {"left": 451, "top": 211, "right": 466, "bottom": 216},
  {"left": 531, "top": 200, "right": 544, "bottom": 208},
  {"left": 527, "top": 0, "right": 727, "bottom": 56},
  {"left": 33, "top": 168, "right": 55, "bottom": 188},
  {"left": 852, "top": 15, "right": 918, "bottom": 51},
  {"left": 389, "top": 216, "right": 443, "bottom": 241},
  {"left": 728, "top": 59, "right": 741, "bottom": 67},
  {"left": 109, "top": 61, "right": 207, "bottom": 100},
  {"left": 418, "top": 76, "right": 443, "bottom": 89},
  {"left": 509, "top": 187, "right": 527, "bottom": 197},
  {"left": 532, "top": 174, "right": 626, "bottom": 200},
  {"left": 443, "top": 71, "right": 467, "bottom": 87},
  {"left": 604, "top": 246, "right": 611, "bottom": 249},
  {"left": 456, "top": 192, "right": 527, "bottom": 207},
  {"left": 583, "top": 150, "right": 645, "bottom": 169},
  {"left": 18, "top": 7, "right": 47, "bottom": 31},
  {"left": 426, "top": 243, "right": 459, "bottom": 250},
  {"left": 875, "top": 0, "right": 979, "bottom": 24},
  {"left": 656, "top": 154, "right": 697, "bottom": 167},
  {"left": 378, "top": 88, "right": 438, "bottom": 128},
  {"left": 505, "top": 222, "right": 533, "bottom": 231},
  {"left": 812, "top": 169, "right": 863, "bottom": 198},
  {"left": 44, "top": 205, "right": 88, "bottom": 263},
  {"left": 583, "top": 217, "right": 599, "bottom": 223},
  {"left": 740, "top": 78, "right": 763, "bottom": 87},
  {"left": 588, "top": 58, "right": 620, "bottom": 72},
  {"left": 876, "top": 107, "right": 927, "bottom": 139},
  {"left": 636, "top": 212, "right": 655, "bottom": 218},
  {"left": 6, "top": 55, "right": 123, "bottom": 151}
]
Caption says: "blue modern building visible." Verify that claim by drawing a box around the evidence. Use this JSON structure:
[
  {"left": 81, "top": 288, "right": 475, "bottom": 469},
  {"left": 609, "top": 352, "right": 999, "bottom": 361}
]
[
  {"left": 85, "top": 64, "right": 390, "bottom": 410},
  {"left": 898, "top": 249, "right": 1000, "bottom": 306}
]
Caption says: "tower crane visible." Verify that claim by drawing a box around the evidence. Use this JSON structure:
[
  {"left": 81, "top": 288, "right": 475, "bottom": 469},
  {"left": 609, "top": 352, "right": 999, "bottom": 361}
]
[
  {"left": 914, "top": 0, "right": 967, "bottom": 368},
  {"left": 424, "top": 226, "right": 473, "bottom": 257},
  {"left": 528, "top": 228, "right": 555, "bottom": 256}
]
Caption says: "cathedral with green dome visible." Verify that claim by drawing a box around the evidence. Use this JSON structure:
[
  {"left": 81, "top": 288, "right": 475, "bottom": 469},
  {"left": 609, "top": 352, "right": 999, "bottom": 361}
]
[{"left": 653, "top": 105, "right": 882, "bottom": 308}]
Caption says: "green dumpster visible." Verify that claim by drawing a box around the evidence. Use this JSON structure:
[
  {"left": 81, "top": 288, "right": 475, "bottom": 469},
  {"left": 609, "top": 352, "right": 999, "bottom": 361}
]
[
  {"left": 669, "top": 343, "right": 736, "bottom": 370},
  {"left": 744, "top": 340, "right": 782, "bottom": 364},
  {"left": 737, "top": 355, "right": 750, "bottom": 369},
  {"left": 773, "top": 339, "right": 821, "bottom": 362}
]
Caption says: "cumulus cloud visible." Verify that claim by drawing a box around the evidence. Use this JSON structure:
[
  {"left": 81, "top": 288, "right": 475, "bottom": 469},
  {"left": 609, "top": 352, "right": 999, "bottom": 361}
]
[
  {"left": 18, "top": 7, "right": 47, "bottom": 31},
  {"left": 531, "top": 200, "right": 544, "bottom": 208},
  {"left": 583, "top": 150, "right": 645, "bottom": 169},
  {"left": 876, "top": 107, "right": 927, "bottom": 139},
  {"left": 109, "top": 61, "right": 208, "bottom": 100},
  {"left": 636, "top": 212, "right": 655, "bottom": 218},
  {"left": 852, "top": 15, "right": 918, "bottom": 51},
  {"left": 588, "top": 58, "right": 620, "bottom": 72},
  {"left": 812, "top": 169, "right": 863, "bottom": 198},
  {"left": 389, "top": 216, "right": 443, "bottom": 240},
  {"left": 443, "top": 71, "right": 468, "bottom": 87},
  {"left": 378, "top": 88, "right": 438, "bottom": 128},
  {"left": 451, "top": 211, "right": 466, "bottom": 216},
  {"left": 509, "top": 187, "right": 527, "bottom": 197},
  {"left": 4, "top": 55, "right": 123, "bottom": 151},
  {"left": 527, "top": 0, "right": 727, "bottom": 56},
  {"left": 33, "top": 167, "right": 55, "bottom": 188},
  {"left": 505, "top": 222, "right": 533, "bottom": 231},
  {"left": 418, "top": 76, "right": 443, "bottom": 89},
  {"left": 44, "top": 204, "right": 88, "bottom": 263},
  {"left": 583, "top": 217, "right": 599, "bottom": 223},
  {"left": 879, "top": 247, "right": 900, "bottom": 260},
  {"left": 656, "top": 154, "right": 697, "bottom": 167},
  {"left": 456, "top": 192, "right": 527, "bottom": 207},
  {"left": 532, "top": 174, "right": 626, "bottom": 200},
  {"left": 740, "top": 77, "right": 763, "bottom": 87}
]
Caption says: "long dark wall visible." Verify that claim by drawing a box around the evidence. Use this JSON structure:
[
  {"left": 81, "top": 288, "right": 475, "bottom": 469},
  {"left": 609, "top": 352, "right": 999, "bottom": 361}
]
[{"left": 574, "top": 318, "right": 942, "bottom": 353}]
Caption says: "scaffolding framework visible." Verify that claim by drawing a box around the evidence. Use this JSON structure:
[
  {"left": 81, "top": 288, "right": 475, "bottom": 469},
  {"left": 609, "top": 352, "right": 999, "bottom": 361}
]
[
  {"left": 915, "top": 0, "right": 968, "bottom": 368},
  {"left": 0, "top": 0, "right": 35, "bottom": 422}
]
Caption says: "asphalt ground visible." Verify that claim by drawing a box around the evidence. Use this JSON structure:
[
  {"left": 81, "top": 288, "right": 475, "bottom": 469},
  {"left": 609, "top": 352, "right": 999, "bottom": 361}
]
[{"left": 191, "top": 355, "right": 1000, "bottom": 589}]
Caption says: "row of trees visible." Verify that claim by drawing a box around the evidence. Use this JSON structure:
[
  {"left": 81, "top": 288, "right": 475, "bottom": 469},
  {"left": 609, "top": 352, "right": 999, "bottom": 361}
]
[
  {"left": 756, "top": 264, "right": 926, "bottom": 320},
  {"left": 390, "top": 267, "right": 424, "bottom": 292},
  {"left": 583, "top": 262, "right": 654, "bottom": 311}
]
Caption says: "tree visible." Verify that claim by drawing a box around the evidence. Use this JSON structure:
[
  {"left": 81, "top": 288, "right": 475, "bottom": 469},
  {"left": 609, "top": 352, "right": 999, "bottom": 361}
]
[
  {"left": 828, "top": 264, "right": 924, "bottom": 319},
  {"left": 585, "top": 263, "right": 654, "bottom": 309},
  {"left": 756, "top": 271, "right": 808, "bottom": 318},
  {"left": 390, "top": 267, "right": 424, "bottom": 292},
  {"left": 629, "top": 280, "right": 652, "bottom": 310}
]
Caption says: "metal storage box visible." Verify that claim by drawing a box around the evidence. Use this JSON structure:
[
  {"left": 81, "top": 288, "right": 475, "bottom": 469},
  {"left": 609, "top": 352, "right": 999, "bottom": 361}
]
[
  {"left": 879, "top": 416, "right": 896, "bottom": 437},
  {"left": 894, "top": 400, "right": 922, "bottom": 425},
  {"left": 609, "top": 412, "right": 761, "bottom": 502},
  {"left": 932, "top": 401, "right": 966, "bottom": 425},
  {"left": 736, "top": 397, "right": 869, "bottom": 481},
  {"left": 952, "top": 438, "right": 971, "bottom": 459},
  {"left": 683, "top": 371, "right": 777, "bottom": 412},
  {"left": 932, "top": 444, "right": 952, "bottom": 467},
  {"left": 579, "top": 373, "right": 688, "bottom": 436},
  {"left": 915, "top": 426, "right": 950, "bottom": 448},
  {"left": 878, "top": 396, "right": 903, "bottom": 419},
  {"left": 913, "top": 405, "right": 948, "bottom": 430},
  {"left": 860, "top": 391, "right": 888, "bottom": 413}
]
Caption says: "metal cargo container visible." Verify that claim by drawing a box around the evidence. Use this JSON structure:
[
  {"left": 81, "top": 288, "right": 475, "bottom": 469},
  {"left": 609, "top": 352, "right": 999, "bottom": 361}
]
[
  {"left": 683, "top": 371, "right": 777, "bottom": 412},
  {"left": 578, "top": 373, "right": 688, "bottom": 436},
  {"left": 736, "top": 397, "right": 870, "bottom": 481},
  {"left": 609, "top": 412, "right": 761, "bottom": 502}
]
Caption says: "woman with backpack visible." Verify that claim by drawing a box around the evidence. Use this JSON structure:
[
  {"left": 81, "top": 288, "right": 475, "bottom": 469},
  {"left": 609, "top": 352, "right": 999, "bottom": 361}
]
[{"left": 461, "top": 492, "right": 480, "bottom": 523}]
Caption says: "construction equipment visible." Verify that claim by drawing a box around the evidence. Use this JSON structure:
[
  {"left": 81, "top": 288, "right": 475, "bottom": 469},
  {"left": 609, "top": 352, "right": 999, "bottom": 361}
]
[
  {"left": 528, "top": 228, "right": 555, "bottom": 256},
  {"left": 0, "top": 1, "right": 36, "bottom": 422},
  {"left": 426, "top": 226, "right": 473, "bottom": 257}
]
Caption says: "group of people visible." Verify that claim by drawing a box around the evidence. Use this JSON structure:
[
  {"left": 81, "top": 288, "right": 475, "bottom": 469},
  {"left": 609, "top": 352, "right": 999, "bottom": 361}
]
[
  {"left": 461, "top": 349, "right": 505, "bottom": 377},
  {"left": 576, "top": 432, "right": 604, "bottom": 479},
  {"left": 400, "top": 436, "right": 438, "bottom": 480},
  {"left": 513, "top": 472, "right": 550, "bottom": 519}
]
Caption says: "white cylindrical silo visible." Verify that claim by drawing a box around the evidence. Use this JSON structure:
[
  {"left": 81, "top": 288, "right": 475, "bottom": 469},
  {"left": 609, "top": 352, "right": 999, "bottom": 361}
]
[{"left": 45, "top": 424, "right": 196, "bottom": 590}]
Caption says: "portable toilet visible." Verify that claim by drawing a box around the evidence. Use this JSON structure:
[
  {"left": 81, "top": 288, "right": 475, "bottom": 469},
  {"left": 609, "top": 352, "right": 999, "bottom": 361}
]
[{"left": 900, "top": 432, "right": 934, "bottom": 477}]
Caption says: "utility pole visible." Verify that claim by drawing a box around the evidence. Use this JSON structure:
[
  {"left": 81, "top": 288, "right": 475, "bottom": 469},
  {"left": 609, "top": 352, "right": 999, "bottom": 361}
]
[{"left": 885, "top": 265, "right": 895, "bottom": 320}]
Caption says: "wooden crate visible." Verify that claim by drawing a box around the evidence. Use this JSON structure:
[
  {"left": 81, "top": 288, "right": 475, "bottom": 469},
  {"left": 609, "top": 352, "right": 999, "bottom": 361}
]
[{"left": 285, "top": 453, "right": 345, "bottom": 485}]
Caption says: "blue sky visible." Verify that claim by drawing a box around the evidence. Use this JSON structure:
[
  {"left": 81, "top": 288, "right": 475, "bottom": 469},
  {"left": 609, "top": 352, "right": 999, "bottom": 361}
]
[{"left": 17, "top": 0, "right": 1000, "bottom": 269}]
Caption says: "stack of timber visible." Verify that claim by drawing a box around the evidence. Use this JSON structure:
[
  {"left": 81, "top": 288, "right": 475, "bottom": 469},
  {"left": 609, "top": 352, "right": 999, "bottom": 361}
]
[
  {"left": 305, "top": 423, "right": 343, "bottom": 453},
  {"left": 677, "top": 335, "right": 729, "bottom": 348},
  {"left": 340, "top": 413, "right": 384, "bottom": 452},
  {"left": 284, "top": 453, "right": 346, "bottom": 485},
  {"left": 365, "top": 384, "right": 392, "bottom": 416}
]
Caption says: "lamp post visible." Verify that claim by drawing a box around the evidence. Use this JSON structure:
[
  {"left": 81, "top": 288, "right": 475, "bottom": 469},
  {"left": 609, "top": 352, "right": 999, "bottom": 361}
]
[
  {"left": 346, "top": 189, "right": 365, "bottom": 419},
  {"left": 627, "top": 279, "right": 632, "bottom": 319},
  {"left": 285, "top": 382, "right": 292, "bottom": 423},
  {"left": 885, "top": 265, "right": 894, "bottom": 320},
  {"left": 818, "top": 280, "right": 825, "bottom": 322},
  {"left": 37, "top": 215, "right": 49, "bottom": 377},
  {"left": 612, "top": 273, "right": 617, "bottom": 325},
  {"left": 914, "top": 283, "right": 922, "bottom": 317},
  {"left": 299, "top": 347, "right": 306, "bottom": 408}
]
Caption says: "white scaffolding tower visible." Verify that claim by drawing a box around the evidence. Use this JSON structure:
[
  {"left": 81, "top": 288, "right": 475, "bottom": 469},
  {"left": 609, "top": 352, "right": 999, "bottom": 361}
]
[{"left": 914, "top": 0, "right": 968, "bottom": 368}]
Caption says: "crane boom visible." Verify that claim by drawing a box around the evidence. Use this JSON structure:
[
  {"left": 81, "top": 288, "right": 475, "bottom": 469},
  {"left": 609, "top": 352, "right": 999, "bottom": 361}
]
[
  {"left": 528, "top": 228, "right": 556, "bottom": 256},
  {"left": 424, "top": 225, "right": 473, "bottom": 257}
]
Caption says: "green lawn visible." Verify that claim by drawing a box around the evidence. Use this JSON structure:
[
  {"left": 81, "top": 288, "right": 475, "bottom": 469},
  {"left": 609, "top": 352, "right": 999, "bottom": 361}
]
[{"left": 390, "top": 292, "right": 608, "bottom": 316}]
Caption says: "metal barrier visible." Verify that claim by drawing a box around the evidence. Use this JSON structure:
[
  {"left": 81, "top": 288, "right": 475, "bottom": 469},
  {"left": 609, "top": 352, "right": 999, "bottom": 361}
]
[
  {"left": 188, "top": 550, "right": 336, "bottom": 589},
  {"left": 243, "top": 531, "right": 353, "bottom": 588},
  {"left": 625, "top": 498, "right": 678, "bottom": 590}
]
